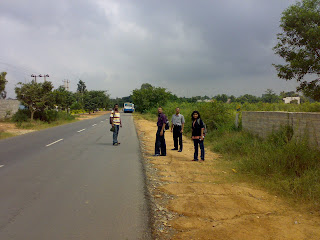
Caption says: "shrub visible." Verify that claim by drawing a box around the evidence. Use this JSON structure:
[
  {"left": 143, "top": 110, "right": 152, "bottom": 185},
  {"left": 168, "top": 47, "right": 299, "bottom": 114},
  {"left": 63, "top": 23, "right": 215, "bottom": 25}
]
[{"left": 11, "top": 109, "right": 30, "bottom": 123}]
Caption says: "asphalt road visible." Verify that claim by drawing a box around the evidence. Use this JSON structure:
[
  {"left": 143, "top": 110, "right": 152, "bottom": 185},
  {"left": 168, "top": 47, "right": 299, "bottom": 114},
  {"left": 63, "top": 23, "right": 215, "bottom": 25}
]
[{"left": 0, "top": 113, "right": 151, "bottom": 240}]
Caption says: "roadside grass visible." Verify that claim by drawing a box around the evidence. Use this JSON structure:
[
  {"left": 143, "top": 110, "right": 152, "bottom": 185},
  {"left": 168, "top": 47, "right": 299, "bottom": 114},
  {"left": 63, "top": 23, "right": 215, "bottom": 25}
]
[
  {"left": 136, "top": 104, "right": 320, "bottom": 210},
  {"left": 207, "top": 128, "right": 320, "bottom": 210},
  {"left": 15, "top": 118, "right": 79, "bottom": 130},
  {"left": 0, "top": 130, "right": 16, "bottom": 140}
]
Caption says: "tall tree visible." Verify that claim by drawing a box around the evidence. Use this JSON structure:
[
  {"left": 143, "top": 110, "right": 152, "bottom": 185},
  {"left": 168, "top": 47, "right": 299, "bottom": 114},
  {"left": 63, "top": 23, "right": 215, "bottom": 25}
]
[
  {"left": 0, "top": 72, "right": 8, "bottom": 99},
  {"left": 76, "top": 80, "right": 87, "bottom": 108},
  {"left": 77, "top": 80, "right": 87, "bottom": 93},
  {"left": 15, "top": 81, "right": 54, "bottom": 120},
  {"left": 132, "top": 83, "right": 171, "bottom": 112},
  {"left": 52, "top": 86, "right": 75, "bottom": 111},
  {"left": 273, "top": 0, "right": 320, "bottom": 101},
  {"left": 83, "top": 90, "right": 110, "bottom": 113}
]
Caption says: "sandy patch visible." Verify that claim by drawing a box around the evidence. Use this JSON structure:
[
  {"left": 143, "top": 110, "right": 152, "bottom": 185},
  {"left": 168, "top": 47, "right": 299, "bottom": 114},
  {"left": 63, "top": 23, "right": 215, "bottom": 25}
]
[{"left": 134, "top": 117, "right": 320, "bottom": 240}]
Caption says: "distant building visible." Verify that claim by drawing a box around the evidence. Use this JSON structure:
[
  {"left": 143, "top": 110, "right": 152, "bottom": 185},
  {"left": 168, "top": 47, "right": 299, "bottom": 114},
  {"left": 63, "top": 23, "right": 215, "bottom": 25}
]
[{"left": 283, "top": 97, "right": 300, "bottom": 104}]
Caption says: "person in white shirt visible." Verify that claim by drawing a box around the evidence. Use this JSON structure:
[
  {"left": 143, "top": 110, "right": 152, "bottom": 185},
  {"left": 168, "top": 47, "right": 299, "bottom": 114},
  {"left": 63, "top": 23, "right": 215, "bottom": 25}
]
[{"left": 171, "top": 107, "right": 185, "bottom": 152}]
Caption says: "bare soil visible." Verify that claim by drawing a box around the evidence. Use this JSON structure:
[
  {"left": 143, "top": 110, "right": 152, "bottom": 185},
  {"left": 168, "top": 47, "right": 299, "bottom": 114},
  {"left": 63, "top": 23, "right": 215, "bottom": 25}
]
[{"left": 134, "top": 117, "right": 320, "bottom": 240}]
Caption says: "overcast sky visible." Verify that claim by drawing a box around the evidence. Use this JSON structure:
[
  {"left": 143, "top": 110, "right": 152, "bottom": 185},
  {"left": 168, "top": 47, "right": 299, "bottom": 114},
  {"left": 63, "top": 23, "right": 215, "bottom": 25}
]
[{"left": 0, "top": 0, "right": 298, "bottom": 98}]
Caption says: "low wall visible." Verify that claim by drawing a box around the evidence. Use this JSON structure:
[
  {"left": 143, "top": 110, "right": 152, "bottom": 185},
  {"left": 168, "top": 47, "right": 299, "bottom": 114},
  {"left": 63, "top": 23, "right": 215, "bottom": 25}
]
[
  {"left": 0, "top": 99, "right": 20, "bottom": 119},
  {"left": 242, "top": 111, "right": 320, "bottom": 147}
]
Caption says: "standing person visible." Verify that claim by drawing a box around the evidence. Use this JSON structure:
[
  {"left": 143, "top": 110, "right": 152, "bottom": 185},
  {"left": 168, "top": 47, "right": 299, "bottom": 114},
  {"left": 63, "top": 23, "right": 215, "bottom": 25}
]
[
  {"left": 191, "top": 111, "right": 205, "bottom": 161},
  {"left": 154, "top": 107, "right": 167, "bottom": 156},
  {"left": 110, "top": 104, "right": 122, "bottom": 146},
  {"left": 171, "top": 107, "right": 185, "bottom": 152}
]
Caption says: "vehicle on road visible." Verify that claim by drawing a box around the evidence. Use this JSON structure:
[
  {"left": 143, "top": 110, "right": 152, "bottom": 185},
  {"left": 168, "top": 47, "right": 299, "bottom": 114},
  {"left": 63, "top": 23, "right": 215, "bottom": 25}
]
[{"left": 123, "top": 102, "right": 135, "bottom": 113}]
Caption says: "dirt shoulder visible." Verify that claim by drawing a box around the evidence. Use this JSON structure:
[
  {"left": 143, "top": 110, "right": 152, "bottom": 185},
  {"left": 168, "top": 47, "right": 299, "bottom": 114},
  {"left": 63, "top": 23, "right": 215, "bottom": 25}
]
[
  {"left": 134, "top": 116, "right": 320, "bottom": 240},
  {"left": 0, "top": 111, "right": 109, "bottom": 137}
]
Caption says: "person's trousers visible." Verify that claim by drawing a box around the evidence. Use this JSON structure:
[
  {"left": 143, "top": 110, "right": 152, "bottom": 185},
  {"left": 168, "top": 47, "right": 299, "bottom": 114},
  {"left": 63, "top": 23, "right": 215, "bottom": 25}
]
[
  {"left": 193, "top": 139, "right": 204, "bottom": 160},
  {"left": 113, "top": 125, "right": 120, "bottom": 144},
  {"left": 155, "top": 126, "right": 166, "bottom": 156},
  {"left": 173, "top": 125, "right": 183, "bottom": 150}
]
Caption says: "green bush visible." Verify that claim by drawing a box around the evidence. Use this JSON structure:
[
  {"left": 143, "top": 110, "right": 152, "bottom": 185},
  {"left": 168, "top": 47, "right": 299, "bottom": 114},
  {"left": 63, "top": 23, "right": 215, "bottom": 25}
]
[{"left": 11, "top": 109, "right": 30, "bottom": 123}]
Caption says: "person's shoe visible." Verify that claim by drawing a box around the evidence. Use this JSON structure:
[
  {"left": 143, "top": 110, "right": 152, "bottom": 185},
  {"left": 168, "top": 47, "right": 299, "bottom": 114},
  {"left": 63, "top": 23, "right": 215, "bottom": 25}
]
[
  {"left": 161, "top": 154, "right": 166, "bottom": 156},
  {"left": 153, "top": 154, "right": 160, "bottom": 156},
  {"left": 192, "top": 159, "right": 198, "bottom": 161},
  {"left": 178, "top": 149, "right": 182, "bottom": 152},
  {"left": 171, "top": 148, "right": 178, "bottom": 150},
  {"left": 200, "top": 159, "right": 205, "bottom": 161},
  {"left": 113, "top": 143, "right": 118, "bottom": 146}
]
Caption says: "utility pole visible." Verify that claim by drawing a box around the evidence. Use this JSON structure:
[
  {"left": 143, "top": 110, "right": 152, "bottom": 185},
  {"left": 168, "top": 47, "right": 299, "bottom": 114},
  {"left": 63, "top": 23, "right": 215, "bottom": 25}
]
[
  {"left": 31, "top": 74, "right": 37, "bottom": 82},
  {"left": 62, "top": 79, "right": 70, "bottom": 91},
  {"left": 38, "top": 74, "right": 49, "bottom": 82},
  {"left": 31, "top": 74, "right": 49, "bottom": 82}
]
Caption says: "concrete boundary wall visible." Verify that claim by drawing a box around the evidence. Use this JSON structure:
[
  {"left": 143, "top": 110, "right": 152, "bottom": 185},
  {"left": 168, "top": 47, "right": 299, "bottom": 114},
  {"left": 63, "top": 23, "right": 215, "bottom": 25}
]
[
  {"left": 242, "top": 111, "right": 320, "bottom": 147},
  {"left": 0, "top": 100, "right": 20, "bottom": 119}
]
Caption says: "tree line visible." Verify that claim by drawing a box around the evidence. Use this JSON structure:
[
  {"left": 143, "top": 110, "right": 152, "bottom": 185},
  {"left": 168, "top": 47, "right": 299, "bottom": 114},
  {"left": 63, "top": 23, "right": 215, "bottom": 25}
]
[{"left": 13, "top": 79, "right": 110, "bottom": 121}]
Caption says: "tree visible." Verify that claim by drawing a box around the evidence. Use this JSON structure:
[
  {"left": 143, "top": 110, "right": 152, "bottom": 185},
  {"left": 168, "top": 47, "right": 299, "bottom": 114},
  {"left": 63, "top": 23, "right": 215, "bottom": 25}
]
[
  {"left": 273, "top": 0, "right": 320, "bottom": 101},
  {"left": 77, "top": 80, "right": 87, "bottom": 93},
  {"left": 214, "top": 94, "right": 228, "bottom": 103},
  {"left": 261, "top": 89, "right": 281, "bottom": 103},
  {"left": 52, "top": 86, "right": 75, "bottom": 111},
  {"left": 15, "top": 81, "right": 54, "bottom": 120},
  {"left": 76, "top": 80, "right": 87, "bottom": 108},
  {"left": 83, "top": 90, "right": 110, "bottom": 113},
  {"left": 280, "top": 91, "right": 299, "bottom": 98},
  {"left": 0, "top": 72, "right": 8, "bottom": 99},
  {"left": 236, "top": 94, "right": 261, "bottom": 104},
  {"left": 132, "top": 83, "right": 171, "bottom": 112}
]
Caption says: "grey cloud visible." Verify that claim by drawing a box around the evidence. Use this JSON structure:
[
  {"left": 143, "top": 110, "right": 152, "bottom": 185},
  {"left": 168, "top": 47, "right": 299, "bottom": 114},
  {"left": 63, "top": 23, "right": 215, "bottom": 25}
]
[{"left": 0, "top": 0, "right": 297, "bottom": 98}]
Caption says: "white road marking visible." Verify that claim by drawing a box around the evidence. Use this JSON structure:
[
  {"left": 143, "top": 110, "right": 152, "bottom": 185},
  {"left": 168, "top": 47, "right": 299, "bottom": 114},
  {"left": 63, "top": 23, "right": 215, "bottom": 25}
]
[
  {"left": 92, "top": 124, "right": 97, "bottom": 126},
  {"left": 46, "top": 139, "right": 63, "bottom": 147},
  {"left": 77, "top": 129, "right": 86, "bottom": 133},
  {"left": 0, "top": 165, "right": 4, "bottom": 168}
]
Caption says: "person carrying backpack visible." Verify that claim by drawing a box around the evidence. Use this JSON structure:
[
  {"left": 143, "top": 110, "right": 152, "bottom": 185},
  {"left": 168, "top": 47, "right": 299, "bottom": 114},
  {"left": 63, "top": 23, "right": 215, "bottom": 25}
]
[
  {"left": 191, "top": 110, "right": 205, "bottom": 161},
  {"left": 154, "top": 107, "right": 167, "bottom": 156},
  {"left": 110, "top": 104, "right": 122, "bottom": 146}
]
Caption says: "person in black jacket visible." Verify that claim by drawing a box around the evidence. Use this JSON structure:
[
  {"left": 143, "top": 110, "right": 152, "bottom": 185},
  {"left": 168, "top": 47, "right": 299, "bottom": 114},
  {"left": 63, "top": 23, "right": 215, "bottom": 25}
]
[{"left": 191, "top": 111, "right": 205, "bottom": 161}]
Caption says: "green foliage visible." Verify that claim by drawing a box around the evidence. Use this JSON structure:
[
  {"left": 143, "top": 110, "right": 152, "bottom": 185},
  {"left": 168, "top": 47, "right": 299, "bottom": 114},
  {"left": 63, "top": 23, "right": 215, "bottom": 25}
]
[
  {"left": 273, "top": 0, "right": 320, "bottom": 100},
  {"left": 83, "top": 90, "right": 109, "bottom": 113},
  {"left": 15, "top": 81, "right": 54, "bottom": 120},
  {"left": 77, "top": 80, "right": 87, "bottom": 94},
  {"left": 70, "top": 101, "right": 82, "bottom": 110},
  {"left": 261, "top": 89, "right": 281, "bottom": 103},
  {"left": 52, "top": 86, "right": 75, "bottom": 111},
  {"left": 0, "top": 72, "right": 7, "bottom": 99},
  {"left": 132, "top": 83, "right": 172, "bottom": 112},
  {"left": 11, "top": 109, "right": 30, "bottom": 123}
]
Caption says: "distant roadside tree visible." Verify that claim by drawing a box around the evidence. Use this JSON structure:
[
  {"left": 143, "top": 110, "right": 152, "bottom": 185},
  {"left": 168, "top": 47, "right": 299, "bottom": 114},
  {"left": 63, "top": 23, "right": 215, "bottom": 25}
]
[
  {"left": 0, "top": 72, "right": 8, "bottom": 99},
  {"left": 273, "top": 0, "right": 320, "bottom": 101},
  {"left": 15, "top": 81, "right": 54, "bottom": 120},
  {"left": 236, "top": 94, "right": 261, "bottom": 104},
  {"left": 76, "top": 80, "right": 87, "bottom": 108},
  {"left": 83, "top": 90, "right": 109, "bottom": 113},
  {"left": 132, "top": 83, "right": 171, "bottom": 112},
  {"left": 214, "top": 94, "right": 228, "bottom": 103},
  {"left": 52, "top": 86, "right": 75, "bottom": 112},
  {"left": 261, "top": 89, "right": 281, "bottom": 103}
]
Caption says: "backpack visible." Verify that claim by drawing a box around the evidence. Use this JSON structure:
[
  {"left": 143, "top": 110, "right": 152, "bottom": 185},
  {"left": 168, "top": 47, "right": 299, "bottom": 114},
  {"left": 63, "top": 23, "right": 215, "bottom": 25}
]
[
  {"left": 165, "top": 116, "right": 170, "bottom": 130},
  {"left": 197, "top": 118, "right": 207, "bottom": 135}
]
